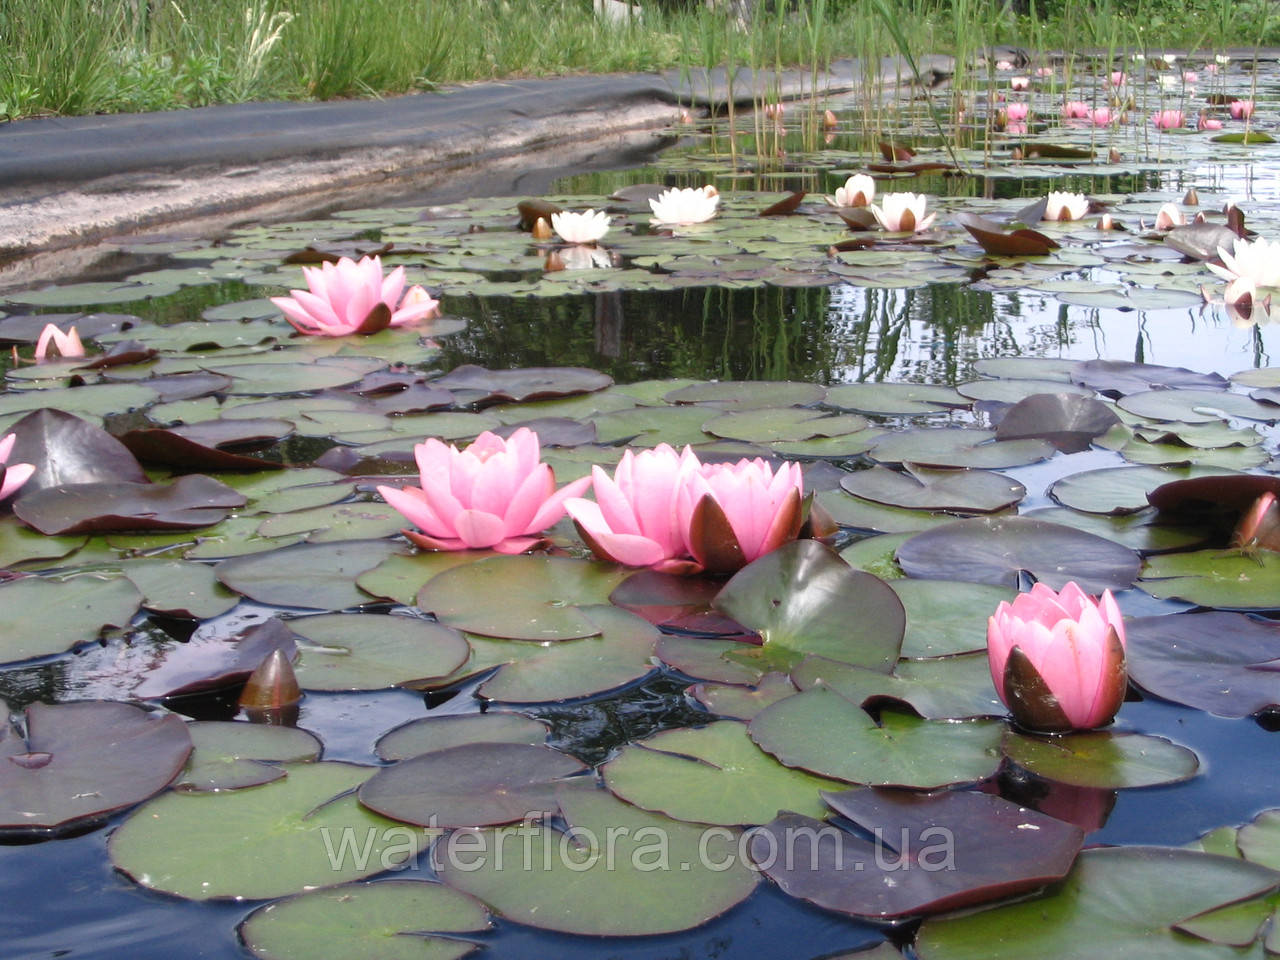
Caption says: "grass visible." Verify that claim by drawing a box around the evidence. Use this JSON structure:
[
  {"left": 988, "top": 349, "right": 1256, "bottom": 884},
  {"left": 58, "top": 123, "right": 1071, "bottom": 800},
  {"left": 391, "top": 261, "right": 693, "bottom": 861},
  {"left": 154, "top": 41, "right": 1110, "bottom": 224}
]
[{"left": 0, "top": 0, "right": 1275, "bottom": 121}]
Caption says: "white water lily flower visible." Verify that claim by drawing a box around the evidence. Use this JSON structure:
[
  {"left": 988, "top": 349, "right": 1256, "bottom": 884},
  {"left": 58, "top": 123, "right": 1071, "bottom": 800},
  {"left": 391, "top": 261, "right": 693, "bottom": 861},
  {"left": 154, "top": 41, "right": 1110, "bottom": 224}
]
[
  {"left": 649, "top": 185, "right": 720, "bottom": 225},
  {"left": 827, "top": 174, "right": 876, "bottom": 208},
  {"left": 868, "top": 192, "right": 936, "bottom": 232},
  {"left": 1208, "top": 236, "right": 1280, "bottom": 289},
  {"left": 1043, "top": 191, "right": 1090, "bottom": 222},
  {"left": 550, "top": 209, "right": 611, "bottom": 244},
  {"left": 1216, "top": 54, "right": 1231, "bottom": 65}
]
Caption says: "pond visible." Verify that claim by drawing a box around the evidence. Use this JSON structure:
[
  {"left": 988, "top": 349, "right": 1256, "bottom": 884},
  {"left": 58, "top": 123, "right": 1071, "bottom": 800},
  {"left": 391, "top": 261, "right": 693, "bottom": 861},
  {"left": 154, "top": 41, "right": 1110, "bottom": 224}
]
[{"left": 2, "top": 52, "right": 1280, "bottom": 960}]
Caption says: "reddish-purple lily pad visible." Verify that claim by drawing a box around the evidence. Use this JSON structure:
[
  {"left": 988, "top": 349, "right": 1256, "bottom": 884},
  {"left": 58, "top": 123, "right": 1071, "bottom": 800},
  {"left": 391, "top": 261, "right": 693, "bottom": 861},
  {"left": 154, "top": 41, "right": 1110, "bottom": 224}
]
[
  {"left": 748, "top": 788, "right": 1084, "bottom": 918},
  {"left": 14, "top": 474, "right": 246, "bottom": 535},
  {"left": 5, "top": 408, "right": 147, "bottom": 494},
  {"left": 895, "top": 516, "right": 1142, "bottom": 593},
  {"left": 118, "top": 419, "right": 292, "bottom": 471},
  {"left": 0, "top": 701, "right": 191, "bottom": 833},
  {"left": 132, "top": 618, "right": 300, "bottom": 700},
  {"left": 1070, "top": 360, "right": 1228, "bottom": 398},
  {"left": 358, "top": 742, "right": 586, "bottom": 827},
  {"left": 429, "top": 365, "right": 612, "bottom": 405},
  {"left": 993, "top": 393, "right": 1122, "bottom": 453},
  {"left": 1125, "top": 612, "right": 1280, "bottom": 718}
]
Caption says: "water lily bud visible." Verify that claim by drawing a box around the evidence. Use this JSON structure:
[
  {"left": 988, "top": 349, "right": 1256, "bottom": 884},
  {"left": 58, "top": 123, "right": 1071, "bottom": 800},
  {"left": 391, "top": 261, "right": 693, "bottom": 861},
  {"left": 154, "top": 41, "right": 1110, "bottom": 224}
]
[
  {"left": 1098, "top": 213, "right": 1115, "bottom": 230},
  {"left": 239, "top": 649, "right": 302, "bottom": 711},
  {"left": 532, "top": 217, "right": 554, "bottom": 240},
  {"left": 1183, "top": 187, "right": 1200, "bottom": 205},
  {"left": 988, "top": 582, "right": 1128, "bottom": 733},
  {"left": 1233, "top": 491, "right": 1280, "bottom": 552},
  {"left": 823, "top": 109, "right": 838, "bottom": 128}
]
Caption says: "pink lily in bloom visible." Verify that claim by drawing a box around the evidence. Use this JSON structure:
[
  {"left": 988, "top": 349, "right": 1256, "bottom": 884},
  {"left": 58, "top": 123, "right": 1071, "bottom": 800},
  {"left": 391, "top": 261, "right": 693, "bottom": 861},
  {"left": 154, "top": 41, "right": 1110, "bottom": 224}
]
[
  {"left": 377, "top": 428, "right": 590, "bottom": 553},
  {"left": 1183, "top": 70, "right": 1199, "bottom": 83},
  {"left": 1005, "top": 121, "right": 1027, "bottom": 135},
  {"left": 271, "top": 255, "right": 440, "bottom": 336},
  {"left": 1109, "top": 70, "right": 1127, "bottom": 87},
  {"left": 1152, "top": 109, "right": 1185, "bottom": 129},
  {"left": 1088, "top": 107, "right": 1115, "bottom": 126},
  {"left": 996, "top": 60, "right": 1014, "bottom": 71},
  {"left": 987, "top": 581, "right": 1128, "bottom": 733},
  {"left": 1005, "top": 102, "right": 1029, "bottom": 121},
  {"left": 676, "top": 456, "right": 805, "bottom": 575},
  {"left": 0, "top": 433, "right": 35, "bottom": 501},
  {"left": 33, "top": 323, "right": 85, "bottom": 361},
  {"left": 565, "top": 444, "right": 704, "bottom": 574},
  {"left": 1230, "top": 99, "right": 1255, "bottom": 119},
  {"left": 1198, "top": 112, "right": 1223, "bottom": 131},
  {"left": 1233, "top": 491, "right": 1280, "bottom": 552},
  {"left": 1010, "top": 76, "right": 1029, "bottom": 91},
  {"left": 1035, "top": 66, "right": 1054, "bottom": 77},
  {"left": 1061, "top": 101, "right": 1090, "bottom": 119}
]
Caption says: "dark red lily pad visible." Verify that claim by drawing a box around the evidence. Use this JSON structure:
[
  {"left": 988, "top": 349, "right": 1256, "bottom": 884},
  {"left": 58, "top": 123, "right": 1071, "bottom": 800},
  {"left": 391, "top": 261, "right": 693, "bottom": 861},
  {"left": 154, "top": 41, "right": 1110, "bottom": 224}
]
[
  {"left": 955, "top": 211, "right": 1059, "bottom": 256},
  {"left": 14, "top": 474, "right": 246, "bottom": 535},
  {"left": 75, "top": 339, "right": 157, "bottom": 368},
  {"left": 760, "top": 191, "right": 806, "bottom": 216},
  {"left": 6, "top": 408, "right": 146, "bottom": 494},
  {"left": 357, "top": 742, "right": 587, "bottom": 827},
  {"left": 993, "top": 393, "right": 1122, "bottom": 453},
  {"left": 1070, "top": 360, "right": 1228, "bottom": 398},
  {"left": 747, "top": 788, "right": 1084, "bottom": 919},
  {"left": 0, "top": 701, "right": 191, "bottom": 834},
  {"left": 1125, "top": 612, "right": 1280, "bottom": 718},
  {"left": 118, "top": 419, "right": 293, "bottom": 471},
  {"left": 1148, "top": 474, "right": 1280, "bottom": 516},
  {"left": 429, "top": 365, "right": 612, "bottom": 405},
  {"left": 895, "top": 516, "right": 1142, "bottom": 593},
  {"left": 494, "top": 417, "right": 597, "bottom": 447},
  {"left": 133, "top": 618, "right": 300, "bottom": 700}
]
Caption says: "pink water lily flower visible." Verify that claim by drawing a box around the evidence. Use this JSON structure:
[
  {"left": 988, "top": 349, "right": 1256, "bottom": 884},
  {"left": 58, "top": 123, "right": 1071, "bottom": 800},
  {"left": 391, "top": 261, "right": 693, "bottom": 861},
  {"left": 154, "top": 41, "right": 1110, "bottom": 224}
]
[
  {"left": 0, "top": 433, "right": 35, "bottom": 501},
  {"left": 870, "top": 192, "right": 936, "bottom": 233},
  {"left": 1088, "top": 107, "right": 1115, "bottom": 126},
  {"left": 676, "top": 456, "right": 805, "bottom": 575},
  {"left": 1198, "top": 112, "right": 1224, "bottom": 131},
  {"left": 565, "top": 444, "right": 704, "bottom": 574},
  {"left": 34, "top": 323, "right": 85, "bottom": 361},
  {"left": 1062, "top": 101, "right": 1090, "bottom": 119},
  {"left": 271, "top": 255, "right": 440, "bottom": 336},
  {"left": 377, "top": 428, "right": 590, "bottom": 554},
  {"left": 1005, "top": 102, "right": 1029, "bottom": 121},
  {"left": 988, "top": 581, "right": 1128, "bottom": 732},
  {"left": 1152, "top": 109, "right": 1186, "bottom": 129},
  {"left": 1109, "top": 70, "right": 1127, "bottom": 87},
  {"left": 1230, "top": 99, "right": 1255, "bottom": 119}
]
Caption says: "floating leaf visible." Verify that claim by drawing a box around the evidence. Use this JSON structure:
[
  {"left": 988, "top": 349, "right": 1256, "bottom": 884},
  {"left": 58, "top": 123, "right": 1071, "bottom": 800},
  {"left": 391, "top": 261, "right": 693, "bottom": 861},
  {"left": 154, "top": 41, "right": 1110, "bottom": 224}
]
[
  {"left": 840, "top": 466, "right": 1024, "bottom": 514},
  {"left": 1118, "top": 389, "right": 1280, "bottom": 424},
  {"left": 689, "top": 672, "right": 798, "bottom": 720},
  {"left": 891, "top": 579, "right": 1016, "bottom": 658},
  {"left": 110, "top": 762, "right": 432, "bottom": 899},
  {"left": 750, "top": 789, "right": 1083, "bottom": 919},
  {"left": 176, "top": 721, "right": 321, "bottom": 792},
  {"left": 217, "top": 540, "right": 408, "bottom": 610},
  {"left": 1070, "top": 360, "right": 1227, "bottom": 397},
  {"left": 1048, "top": 465, "right": 1215, "bottom": 516},
  {"left": 750, "top": 688, "right": 1004, "bottom": 787},
  {"left": 240, "top": 880, "right": 490, "bottom": 960},
  {"left": 118, "top": 419, "right": 292, "bottom": 471},
  {"left": 1137, "top": 549, "right": 1280, "bottom": 610},
  {"left": 6, "top": 408, "right": 147, "bottom": 493},
  {"left": 14, "top": 474, "right": 246, "bottom": 535},
  {"left": 288, "top": 613, "right": 470, "bottom": 690},
  {"left": 0, "top": 576, "right": 141, "bottom": 664},
  {"left": 120, "top": 558, "right": 240, "bottom": 619},
  {"left": 792, "top": 652, "right": 1003, "bottom": 719},
  {"left": 358, "top": 742, "right": 586, "bottom": 828},
  {"left": 437, "top": 779, "right": 758, "bottom": 936},
  {"left": 375, "top": 713, "right": 550, "bottom": 761},
  {"left": 429, "top": 365, "right": 612, "bottom": 404},
  {"left": 1003, "top": 730, "right": 1200, "bottom": 788},
  {"left": 869, "top": 428, "right": 1053, "bottom": 469},
  {"left": 825, "top": 383, "right": 967, "bottom": 416},
  {"left": 664, "top": 379, "right": 826, "bottom": 408},
  {"left": 602, "top": 720, "right": 847, "bottom": 824},
  {"left": 994, "top": 393, "right": 1121, "bottom": 453},
  {"left": 0, "top": 701, "right": 191, "bottom": 833},
  {"left": 896, "top": 517, "right": 1142, "bottom": 593}
]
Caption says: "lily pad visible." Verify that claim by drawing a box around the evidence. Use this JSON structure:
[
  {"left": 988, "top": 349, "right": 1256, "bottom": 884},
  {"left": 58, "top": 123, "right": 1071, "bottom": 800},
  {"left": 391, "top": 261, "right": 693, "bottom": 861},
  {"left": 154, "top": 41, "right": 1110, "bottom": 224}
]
[
  {"left": 217, "top": 540, "right": 408, "bottom": 610},
  {"left": 128, "top": 618, "right": 299, "bottom": 700},
  {"left": 601, "top": 719, "right": 848, "bottom": 824},
  {"left": 1020, "top": 506, "right": 1209, "bottom": 554},
  {"left": 689, "top": 672, "right": 799, "bottom": 720},
  {"left": 816, "top": 489, "right": 962, "bottom": 534},
  {"left": 825, "top": 383, "right": 968, "bottom": 416},
  {"left": 1125, "top": 612, "right": 1280, "bottom": 717},
  {"left": 358, "top": 742, "right": 587, "bottom": 828},
  {"left": 840, "top": 466, "right": 1024, "bottom": 514},
  {"left": 1118, "top": 389, "right": 1280, "bottom": 424},
  {"left": 110, "top": 761, "right": 432, "bottom": 899},
  {"left": 895, "top": 517, "right": 1142, "bottom": 593},
  {"left": 430, "top": 365, "right": 612, "bottom": 404},
  {"left": 437, "top": 779, "right": 758, "bottom": 936},
  {"left": 288, "top": 613, "right": 470, "bottom": 690},
  {"left": 1138, "top": 550, "right": 1280, "bottom": 609},
  {"left": 0, "top": 701, "right": 191, "bottom": 833},
  {"left": 5, "top": 408, "right": 147, "bottom": 493},
  {"left": 1050, "top": 466, "right": 1228, "bottom": 515},
  {"left": 869, "top": 428, "right": 1054, "bottom": 469},
  {"left": 1002, "top": 730, "right": 1200, "bottom": 788},
  {"left": 0, "top": 576, "right": 142, "bottom": 664},
  {"left": 792, "top": 653, "right": 1003, "bottom": 719},
  {"left": 120, "top": 558, "right": 240, "bottom": 619},
  {"left": 750, "top": 788, "right": 1083, "bottom": 919},
  {"left": 240, "top": 880, "right": 490, "bottom": 960},
  {"left": 915, "top": 846, "right": 1280, "bottom": 960},
  {"left": 993, "top": 393, "right": 1122, "bottom": 452},
  {"left": 664, "top": 380, "right": 826, "bottom": 408},
  {"left": 1071, "top": 360, "right": 1228, "bottom": 397},
  {"left": 714, "top": 540, "right": 905, "bottom": 673},
  {"left": 376, "top": 713, "right": 550, "bottom": 761},
  {"left": 14, "top": 474, "right": 246, "bottom": 535},
  {"left": 256, "top": 502, "right": 407, "bottom": 543},
  {"left": 749, "top": 687, "right": 1005, "bottom": 787},
  {"left": 176, "top": 721, "right": 322, "bottom": 792},
  {"left": 417, "top": 555, "right": 628, "bottom": 641},
  {"left": 891, "top": 579, "right": 1016, "bottom": 658}
]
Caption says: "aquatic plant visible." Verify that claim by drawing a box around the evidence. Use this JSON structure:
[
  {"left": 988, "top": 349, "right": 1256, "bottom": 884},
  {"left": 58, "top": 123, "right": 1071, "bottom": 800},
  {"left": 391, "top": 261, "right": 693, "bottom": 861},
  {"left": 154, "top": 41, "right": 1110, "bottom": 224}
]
[
  {"left": 869, "top": 192, "right": 936, "bottom": 233},
  {"left": 33, "top": 322, "right": 84, "bottom": 361},
  {"left": 649, "top": 185, "right": 720, "bottom": 225},
  {"left": 550, "top": 209, "right": 611, "bottom": 244},
  {"left": 827, "top": 173, "right": 876, "bottom": 208},
  {"left": 0, "top": 433, "right": 34, "bottom": 500},
  {"left": 270, "top": 255, "right": 439, "bottom": 336},
  {"left": 1043, "top": 191, "right": 1090, "bottom": 222}
]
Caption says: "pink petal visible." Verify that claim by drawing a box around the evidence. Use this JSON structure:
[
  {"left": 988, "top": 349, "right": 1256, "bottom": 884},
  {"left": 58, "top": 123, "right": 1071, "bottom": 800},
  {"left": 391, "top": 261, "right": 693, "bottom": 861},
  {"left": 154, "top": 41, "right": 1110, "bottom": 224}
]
[
  {"left": 0, "top": 433, "right": 15, "bottom": 461},
  {"left": 452, "top": 509, "right": 508, "bottom": 548},
  {"left": 380, "top": 264, "right": 407, "bottom": 308},
  {"left": 525, "top": 473, "right": 593, "bottom": 532},
  {"left": 0, "top": 462, "right": 34, "bottom": 500},
  {"left": 377, "top": 484, "right": 451, "bottom": 538}
]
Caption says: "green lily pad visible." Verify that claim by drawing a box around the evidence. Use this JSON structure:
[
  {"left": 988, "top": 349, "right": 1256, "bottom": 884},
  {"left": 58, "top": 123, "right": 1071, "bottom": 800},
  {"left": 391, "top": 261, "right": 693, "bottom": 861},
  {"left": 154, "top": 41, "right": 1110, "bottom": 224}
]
[
  {"left": 0, "top": 517, "right": 85, "bottom": 568},
  {"left": 222, "top": 468, "right": 356, "bottom": 514},
  {"left": 601, "top": 719, "right": 847, "bottom": 825},
  {"left": 437, "top": 779, "right": 758, "bottom": 936},
  {"left": 825, "top": 382, "right": 968, "bottom": 416},
  {"left": 869, "top": 428, "right": 1054, "bottom": 469},
  {"left": 376, "top": 713, "right": 550, "bottom": 761},
  {"left": 204, "top": 357, "right": 384, "bottom": 396},
  {"left": 1020, "top": 507, "right": 1209, "bottom": 554},
  {"left": 891, "top": 579, "right": 1016, "bottom": 658},
  {"left": 1002, "top": 730, "right": 1200, "bottom": 788},
  {"left": 1137, "top": 549, "right": 1280, "bottom": 609},
  {"left": 240, "top": 880, "right": 490, "bottom": 960},
  {"left": 714, "top": 540, "right": 904, "bottom": 673},
  {"left": 110, "top": 762, "right": 432, "bottom": 900},
  {"left": 839, "top": 533, "right": 910, "bottom": 578},
  {"left": 120, "top": 558, "right": 240, "bottom": 619},
  {"left": 591, "top": 405, "right": 715, "bottom": 447},
  {"left": 288, "top": 613, "right": 470, "bottom": 690},
  {"left": 792, "top": 652, "right": 1002, "bottom": 719},
  {"left": 896, "top": 516, "right": 1142, "bottom": 594},
  {"left": 358, "top": 742, "right": 587, "bottom": 827},
  {"left": 689, "top": 672, "right": 798, "bottom": 720},
  {"left": 0, "top": 576, "right": 142, "bottom": 664},
  {"left": 749, "top": 687, "right": 1005, "bottom": 787},
  {"left": 176, "top": 721, "right": 322, "bottom": 792},
  {"left": 816, "top": 489, "right": 962, "bottom": 534},
  {"left": 840, "top": 466, "right": 1025, "bottom": 514},
  {"left": 702, "top": 407, "right": 867, "bottom": 443},
  {"left": 654, "top": 633, "right": 771, "bottom": 685},
  {"left": 915, "top": 846, "right": 1280, "bottom": 960},
  {"left": 1118, "top": 389, "right": 1280, "bottom": 424},
  {"left": 957, "top": 378, "right": 1093, "bottom": 404},
  {"left": 257, "top": 502, "right": 407, "bottom": 543},
  {"left": 0, "top": 701, "right": 191, "bottom": 832},
  {"left": 417, "top": 555, "right": 628, "bottom": 641},
  {"left": 664, "top": 380, "right": 826, "bottom": 408},
  {"left": 1050, "top": 466, "right": 1232, "bottom": 515},
  {"left": 217, "top": 540, "right": 409, "bottom": 610}
]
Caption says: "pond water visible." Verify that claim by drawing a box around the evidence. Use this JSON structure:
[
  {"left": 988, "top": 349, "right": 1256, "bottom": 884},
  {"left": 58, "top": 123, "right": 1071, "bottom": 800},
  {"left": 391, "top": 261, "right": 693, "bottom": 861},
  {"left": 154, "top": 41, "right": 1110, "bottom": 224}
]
[{"left": 2, "top": 53, "right": 1280, "bottom": 960}]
